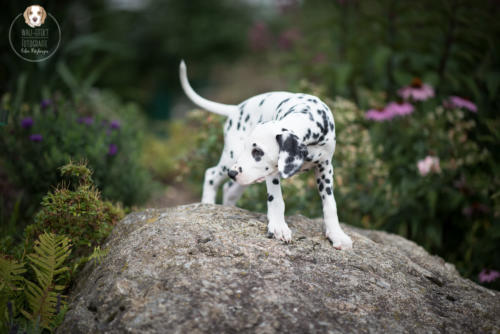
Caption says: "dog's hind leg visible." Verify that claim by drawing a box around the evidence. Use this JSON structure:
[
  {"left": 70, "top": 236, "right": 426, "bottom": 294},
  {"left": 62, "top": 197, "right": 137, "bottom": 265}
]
[
  {"left": 222, "top": 181, "right": 247, "bottom": 206},
  {"left": 201, "top": 165, "right": 228, "bottom": 204}
]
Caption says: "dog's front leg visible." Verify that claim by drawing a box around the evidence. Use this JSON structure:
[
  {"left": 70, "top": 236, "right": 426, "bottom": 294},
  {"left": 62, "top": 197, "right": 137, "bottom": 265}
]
[
  {"left": 315, "top": 162, "right": 352, "bottom": 249},
  {"left": 265, "top": 175, "right": 292, "bottom": 242}
]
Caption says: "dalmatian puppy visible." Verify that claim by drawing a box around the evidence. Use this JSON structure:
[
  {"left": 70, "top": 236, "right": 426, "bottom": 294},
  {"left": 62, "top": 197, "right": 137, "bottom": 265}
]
[
  {"left": 179, "top": 61, "right": 352, "bottom": 249},
  {"left": 24, "top": 5, "right": 47, "bottom": 28}
]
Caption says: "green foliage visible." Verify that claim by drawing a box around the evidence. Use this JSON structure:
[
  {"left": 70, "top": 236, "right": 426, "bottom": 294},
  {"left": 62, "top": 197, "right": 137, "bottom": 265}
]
[
  {"left": 21, "top": 233, "right": 71, "bottom": 330},
  {"left": 26, "top": 162, "right": 124, "bottom": 258},
  {"left": 0, "top": 91, "right": 152, "bottom": 232},
  {"left": 0, "top": 233, "right": 71, "bottom": 333}
]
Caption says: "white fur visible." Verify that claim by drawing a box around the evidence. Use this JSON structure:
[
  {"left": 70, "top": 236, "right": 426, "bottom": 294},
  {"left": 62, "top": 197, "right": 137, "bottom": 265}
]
[{"left": 180, "top": 61, "right": 352, "bottom": 249}]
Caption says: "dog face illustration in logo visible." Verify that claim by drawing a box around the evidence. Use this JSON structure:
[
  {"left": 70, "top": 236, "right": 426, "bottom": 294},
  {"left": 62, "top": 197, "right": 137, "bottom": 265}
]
[{"left": 23, "top": 5, "right": 47, "bottom": 28}]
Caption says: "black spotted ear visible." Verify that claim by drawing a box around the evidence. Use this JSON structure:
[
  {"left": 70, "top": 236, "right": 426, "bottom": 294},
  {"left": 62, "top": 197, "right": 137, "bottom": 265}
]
[{"left": 276, "top": 132, "right": 308, "bottom": 179}]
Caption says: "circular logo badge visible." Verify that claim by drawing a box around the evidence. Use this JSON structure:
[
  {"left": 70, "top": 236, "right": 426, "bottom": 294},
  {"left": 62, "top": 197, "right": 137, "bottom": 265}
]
[{"left": 9, "top": 5, "right": 61, "bottom": 62}]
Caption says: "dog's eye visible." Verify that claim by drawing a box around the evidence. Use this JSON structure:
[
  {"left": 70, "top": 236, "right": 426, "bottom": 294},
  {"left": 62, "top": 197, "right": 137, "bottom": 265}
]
[{"left": 251, "top": 148, "right": 264, "bottom": 161}]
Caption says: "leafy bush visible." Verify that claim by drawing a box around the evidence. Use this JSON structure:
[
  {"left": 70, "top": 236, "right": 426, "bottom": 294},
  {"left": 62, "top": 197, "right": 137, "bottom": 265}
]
[
  {"left": 0, "top": 162, "right": 123, "bottom": 332},
  {"left": 0, "top": 91, "right": 152, "bottom": 228},
  {"left": 25, "top": 161, "right": 124, "bottom": 258}
]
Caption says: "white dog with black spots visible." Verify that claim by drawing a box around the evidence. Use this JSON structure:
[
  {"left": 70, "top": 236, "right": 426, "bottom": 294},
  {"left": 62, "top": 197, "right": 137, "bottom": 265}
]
[{"left": 180, "top": 61, "right": 352, "bottom": 250}]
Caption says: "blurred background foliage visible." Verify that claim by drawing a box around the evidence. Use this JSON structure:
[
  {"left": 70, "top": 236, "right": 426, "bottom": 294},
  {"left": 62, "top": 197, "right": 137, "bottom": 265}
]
[{"left": 1, "top": 3, "right": 500, "bottom": 323}]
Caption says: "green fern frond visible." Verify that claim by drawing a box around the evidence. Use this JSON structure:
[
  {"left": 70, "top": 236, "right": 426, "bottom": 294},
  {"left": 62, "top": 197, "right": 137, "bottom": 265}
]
[
  {"left": 0, "top": 256, "right": 26, "bottom": 292},
  {"left": 88, "top": 246, "right": 109, "bottom": 266},
  {"left": 21, "top": 233, "right": 71, "bottom": 330}
]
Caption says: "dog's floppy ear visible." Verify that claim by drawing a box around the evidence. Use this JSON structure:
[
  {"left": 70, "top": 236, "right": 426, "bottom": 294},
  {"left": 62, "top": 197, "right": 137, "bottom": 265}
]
[
  {"left": 23, "top": 6, "right": 31, "bottom": 25},
  {"left": 276, "top": 131, "right": 308, "bottom": 179},
  {"left": 40, "top": 6, "right": 47, "bottom": 24}
]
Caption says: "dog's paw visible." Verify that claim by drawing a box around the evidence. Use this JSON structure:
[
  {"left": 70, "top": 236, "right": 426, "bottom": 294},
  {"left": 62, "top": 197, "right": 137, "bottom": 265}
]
[
  {"left": 267, "top": 222, "right": 292, "bottom": 243},
  {"left": 326, "top": 230, "right": 353, "bottom": 250}
]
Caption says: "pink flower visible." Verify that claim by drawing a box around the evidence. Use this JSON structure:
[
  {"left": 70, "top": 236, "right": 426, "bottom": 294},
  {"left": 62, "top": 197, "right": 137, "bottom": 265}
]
[
  {"left": 479, "top": 269, "right": 500, "bottom": 283},
  {"left": 248, "top": 22, "right": 271, "bottom": 51},
  {"left": 398, "top": 78, "right": 435, "bottom": 101},
  {"left": 385, "top": 101, "right": 414, "bottom": 116},
  {"left": 417, "top": 156, "right": 441, "bottom": 176},
  {"left": 365, "top": 107, "right": 396, "bottom": 121},
  {"left": 444, "top": 96, "right": 477, "bottom": 112},
  {"left": 365, "top": 101, "right": 414, "bottom": 122}
]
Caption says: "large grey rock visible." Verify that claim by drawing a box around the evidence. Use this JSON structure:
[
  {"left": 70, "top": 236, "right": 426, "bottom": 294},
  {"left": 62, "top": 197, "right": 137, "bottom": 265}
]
[{"left": 58, "top": 204, "right": 499, "bottom": 333}]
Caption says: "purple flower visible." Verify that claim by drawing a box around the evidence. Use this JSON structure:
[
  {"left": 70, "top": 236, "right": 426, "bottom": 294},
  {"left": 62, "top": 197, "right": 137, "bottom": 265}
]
[
  {"left": 385, "top": 101, "right": 414, "bottom": 116},
  {"left": 29, "top": 134, "right": 43, "bottom": 142},
  {"left": 109, "top": 120, "right": 121, "bottom": 130},
  {"left": 78, "top": 116, "right": 94, "bottom": 125},
  {"left": 398, "top": 78, "right": 435, "bottom": 101},
  {"left": 444, "top": 96, "right": 477, "bottom": 112},
  {"left": 21, "top": 117, "right": 34, "bottom": 129},
  {"left": 40, "top": 99, "right": 52, "bottom": 109},
  {"left": 108, "top": 143, "right": 118, "bottom": 156},
  {"left": 479, "top": 269, "right": 500, "bottom": 283}
]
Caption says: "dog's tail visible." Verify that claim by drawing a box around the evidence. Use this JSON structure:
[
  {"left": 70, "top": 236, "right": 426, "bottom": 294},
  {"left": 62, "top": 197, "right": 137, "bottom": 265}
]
[{"left": 179, "top": 60, "right": 238, "bottom": 117}]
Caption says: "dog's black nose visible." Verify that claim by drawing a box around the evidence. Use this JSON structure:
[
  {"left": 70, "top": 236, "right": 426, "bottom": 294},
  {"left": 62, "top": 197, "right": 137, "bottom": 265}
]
[{"left": 228, "top": 170, "right": 238, "bottom": 180}]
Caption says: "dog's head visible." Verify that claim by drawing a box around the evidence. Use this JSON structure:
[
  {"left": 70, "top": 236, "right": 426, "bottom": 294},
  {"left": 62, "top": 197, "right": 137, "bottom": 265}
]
[
  {"left": 24, "top": 5, "right": 47, "bottom": 28},
  {"left": 229, "top": 122, "right": 308, "bottom": 185}
]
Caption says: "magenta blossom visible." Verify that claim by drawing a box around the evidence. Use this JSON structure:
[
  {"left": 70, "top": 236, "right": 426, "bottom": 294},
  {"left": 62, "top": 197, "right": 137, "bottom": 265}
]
[
  {"left": 365, "top": 107, "right": 395, "bottom": 121},
  {"left": 479, "top": 269, "right": 500, "bottom": 283},
  {"left": 365, "top": 101, "right": 414, "bottom": 122},
  {"left": 398, "top": 78, "right": 435, "bottom": 101},
  {"left": 444, "top": 96, "right": 477, "bottom": 112},
  {"left": 21, "top": 117, "right": 34, "bottom": 129},
  {"left": 108, "top": 143, "right": 118, "bottom": 156},
  {"left": 29, "top": 134, "right": 43, "bottom": 142},
  {"left": 385, "top": 101, "right": 414, "bottom": 116}
]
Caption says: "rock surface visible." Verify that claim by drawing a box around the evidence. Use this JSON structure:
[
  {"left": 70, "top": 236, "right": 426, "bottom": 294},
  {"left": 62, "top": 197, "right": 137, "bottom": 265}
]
[{"left": 58, "top": 204, "right": 500, "bottom": 334}]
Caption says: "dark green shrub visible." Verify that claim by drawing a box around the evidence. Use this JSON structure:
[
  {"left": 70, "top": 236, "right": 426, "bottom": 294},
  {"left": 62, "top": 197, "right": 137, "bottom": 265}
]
[{"left": 0, "top": 91, "right": 153, "bottom": 227}]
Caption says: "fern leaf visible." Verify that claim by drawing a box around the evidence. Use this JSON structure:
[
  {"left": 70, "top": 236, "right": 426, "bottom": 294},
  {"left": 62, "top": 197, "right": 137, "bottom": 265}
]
[
  {"left": 21, "top": 232, "right": 71, "bottom": 330},
  {"left": 0, "top": 257, "right": 26, "bottom": 292}
]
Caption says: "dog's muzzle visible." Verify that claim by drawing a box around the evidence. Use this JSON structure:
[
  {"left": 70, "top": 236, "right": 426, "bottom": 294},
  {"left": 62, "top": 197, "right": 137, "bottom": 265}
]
[{"left": 228, "top": 170, "right": 238, "bottom": 180}]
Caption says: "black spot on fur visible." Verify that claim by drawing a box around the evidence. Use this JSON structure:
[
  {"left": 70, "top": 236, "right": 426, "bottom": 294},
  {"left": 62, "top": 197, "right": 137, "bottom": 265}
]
[
  {"left": 227, "top": 119, "right": 232, "bottom": 131},
  {"left": 282, "top": 128, "right": 288, "bottom": 132},
  {"left": 268, "top": 195, "right": 274, "bottom": 202},
  {"left": 325, "top": 179, "right": 331, "bottom": 184},
  {"left": 326, "top": 187, "right": 332, "bottom": 195},
  {"left": 209, "top": 180, "right": 213, "bottom": 185},
  {"left": 259, "top": 99, "right": 265, "bottom": 106},
  {"left": 319, "top": 183, "right": 324, "bottom": 191},
  {"left": 237, "top": 122, "right": 241, "bottom": 130},
  {"left": 245, "top": 114, "right": 250, "bottom": 123},
  {"left": 238, "top": 167, "right": 242, "bottom": 173},
  {"left": 276, "top": 98, "right": 290, "bottom": 110},
  {"left": 230, "top": 151, "right": 233, "bottom": 159},
  {"left": 273, "top": 178, "right": 279, "bottom": 185}
]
